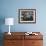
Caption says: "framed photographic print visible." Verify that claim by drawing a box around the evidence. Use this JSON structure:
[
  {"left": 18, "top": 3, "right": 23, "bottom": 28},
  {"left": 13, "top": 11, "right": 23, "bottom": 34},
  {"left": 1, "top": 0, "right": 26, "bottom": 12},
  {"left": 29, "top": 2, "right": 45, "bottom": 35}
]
[{"left": 18, "top": 9, "right": 36, "bottom": 23}]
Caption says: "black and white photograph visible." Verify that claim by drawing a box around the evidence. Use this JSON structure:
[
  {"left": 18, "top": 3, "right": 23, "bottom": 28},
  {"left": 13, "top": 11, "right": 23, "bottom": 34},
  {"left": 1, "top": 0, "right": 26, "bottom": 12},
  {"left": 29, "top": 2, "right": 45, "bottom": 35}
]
[{"left": 19, "top": 9, "right": 36, "bottom": 23}]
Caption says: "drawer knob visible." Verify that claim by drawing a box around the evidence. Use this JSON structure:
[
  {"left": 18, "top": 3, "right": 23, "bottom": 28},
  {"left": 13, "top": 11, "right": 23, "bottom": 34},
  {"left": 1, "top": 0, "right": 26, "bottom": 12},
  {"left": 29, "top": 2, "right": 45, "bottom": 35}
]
[{"left": 32, "top": 42, "right": 35, "bottom": 44}]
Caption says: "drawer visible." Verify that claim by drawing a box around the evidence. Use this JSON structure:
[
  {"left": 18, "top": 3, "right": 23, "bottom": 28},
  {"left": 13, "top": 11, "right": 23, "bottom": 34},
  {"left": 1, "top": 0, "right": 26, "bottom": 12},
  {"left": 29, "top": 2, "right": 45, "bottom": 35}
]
[
  {"left": 32, "top": 40, "right": 43, "bottom": 46},
  {"left": 4, "top": 40, "right": 24, "bottom": 46},
  {"left": 15, "top": 35, "right": 24, "bottom": 40},
  {"left": 15, "top": 40, "right": 24, "bottom": 46},
  {"left": 25, "top": 35, "right": 43, "bottom": 40},
  {"left": 4, "top": 35, "right": 24, "bottom": 40},
  {"left": 24, "top": 40, "right": 43, "bottom": 46},
  {"left": 4, "top": 40, "right": 16, "bottom": 46}
]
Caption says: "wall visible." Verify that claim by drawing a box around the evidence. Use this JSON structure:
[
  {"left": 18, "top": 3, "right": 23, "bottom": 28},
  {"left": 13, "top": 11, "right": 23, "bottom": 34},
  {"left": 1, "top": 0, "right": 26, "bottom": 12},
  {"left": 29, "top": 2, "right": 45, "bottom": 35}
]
[
  {"left": 0, "top": 0, "right": 46, "bottom": 46},
  {"left": 0, "top": 0, "right": 46, "bottom": 32}
]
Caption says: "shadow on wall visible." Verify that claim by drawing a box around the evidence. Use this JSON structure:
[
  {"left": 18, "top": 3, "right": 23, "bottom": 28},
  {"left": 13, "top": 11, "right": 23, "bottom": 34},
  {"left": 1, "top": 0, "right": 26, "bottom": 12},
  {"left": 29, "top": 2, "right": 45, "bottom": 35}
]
[{"left": 0, "top": 16, "right": 5, "bottom": 46}]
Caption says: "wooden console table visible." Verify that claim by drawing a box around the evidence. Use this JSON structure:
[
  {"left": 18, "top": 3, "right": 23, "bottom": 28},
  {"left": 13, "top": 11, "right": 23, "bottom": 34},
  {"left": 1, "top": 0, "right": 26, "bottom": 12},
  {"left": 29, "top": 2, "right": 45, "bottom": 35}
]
[{"left": 4, "top": 32, "right": 43, "bottom": 46}]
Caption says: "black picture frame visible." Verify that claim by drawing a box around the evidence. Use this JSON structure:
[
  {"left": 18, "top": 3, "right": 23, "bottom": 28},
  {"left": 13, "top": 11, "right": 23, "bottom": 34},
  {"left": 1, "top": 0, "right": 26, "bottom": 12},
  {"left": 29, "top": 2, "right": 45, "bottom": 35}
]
[{"left": 18, "top": 9, "right": 36, "bottom": 24}]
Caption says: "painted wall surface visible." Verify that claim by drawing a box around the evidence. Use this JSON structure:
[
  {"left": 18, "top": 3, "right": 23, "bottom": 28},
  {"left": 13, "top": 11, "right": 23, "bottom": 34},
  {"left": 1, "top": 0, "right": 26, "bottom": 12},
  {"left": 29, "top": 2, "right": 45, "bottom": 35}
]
[
  {"left": 0, "top": 0, "right": 46, "bottom": 32},
  {"left": 0, "top": 0, "right": 46, "bottom": 46}
]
